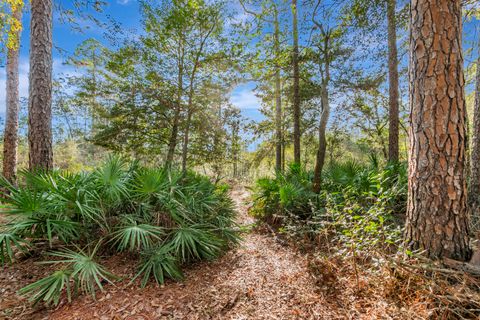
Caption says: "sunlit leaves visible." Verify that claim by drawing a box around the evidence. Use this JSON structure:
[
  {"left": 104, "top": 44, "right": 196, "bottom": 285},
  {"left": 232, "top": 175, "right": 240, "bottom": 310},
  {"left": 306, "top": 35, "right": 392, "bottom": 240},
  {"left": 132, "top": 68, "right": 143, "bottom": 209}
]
[
  {"left": 19, "top": 270, "right": 73, "bottom": 306},
  {"left": 133, "top": 245, "right": 183, "bottom": 287}
]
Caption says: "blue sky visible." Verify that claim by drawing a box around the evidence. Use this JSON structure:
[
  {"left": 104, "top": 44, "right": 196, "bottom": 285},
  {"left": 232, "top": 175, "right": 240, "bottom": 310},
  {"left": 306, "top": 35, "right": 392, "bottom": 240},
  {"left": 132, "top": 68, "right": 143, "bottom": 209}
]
[
  {"left": 1, "top": 0, "right": 478, "bottom": 133},
  {"left": 0, "top": 0, "right": 265, "bottom": 123}
]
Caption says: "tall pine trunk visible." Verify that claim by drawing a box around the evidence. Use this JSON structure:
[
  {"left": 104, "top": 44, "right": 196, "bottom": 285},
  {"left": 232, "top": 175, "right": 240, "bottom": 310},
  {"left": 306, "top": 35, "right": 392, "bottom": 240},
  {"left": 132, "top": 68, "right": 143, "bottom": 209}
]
[
  {"left": 387, "top": 0, "right": 399, "bottom": 162},
  {"left": 405, "top": 0, "right": 470, "bottom": 260},
  {"left": 469, "top": 54, "right": 480, "bottom": 228},
  {"left": 3, "top": 6, "right": 22, "bottom": 182},
  {"left": 28, "top": 0, "right": 53, "bottom": 171},
  {"left": 312, "top": 85, "right": 329, "bottom": 194},
  {"left": 274, "top": 8, "right": 282, "bottom": 172},
  {"left": 292, "top": 0, "right": 301, "bottom": 164},
  {"left": 312, "top": 36, "right": 330, "bottom": 194}
]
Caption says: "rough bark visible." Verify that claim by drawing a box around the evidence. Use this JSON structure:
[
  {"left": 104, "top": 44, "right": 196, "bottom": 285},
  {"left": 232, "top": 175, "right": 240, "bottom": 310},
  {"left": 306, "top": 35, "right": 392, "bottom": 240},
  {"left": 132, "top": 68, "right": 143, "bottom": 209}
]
[
  {"left": 469, "top": 55, "right": 480, "bottom": 228},
  {"left": 181, "top": 109, "right": 192, "bottom": 173},
  {"left": 292, "top": 0, "right": 301, "bottom": 165},
  {"left": 166, "top": 47, "right": 184, "bottom": 168},
  {"left": 312, "top": 36, "right": 330, "bottom": 194},
  {"left": 312, "top": 79, "right": 329, "bottom": 194},
  {"left": 233, "top": 125, "right": 239, "bottom": 177},
  {"left": 3, "top": 7, "right": 22, "bottom": 182},
  {"left": 405, "top": 0, "right": 470, "bottom": 261},
  {"left": 387, "top": 0, "right": 399, "bottom": 162},
  {"left": 274, "top": 9, "right": 283, "bottom": 172},
  {"left": 28, "top": 0, "right": 53, "bottom": 171}
]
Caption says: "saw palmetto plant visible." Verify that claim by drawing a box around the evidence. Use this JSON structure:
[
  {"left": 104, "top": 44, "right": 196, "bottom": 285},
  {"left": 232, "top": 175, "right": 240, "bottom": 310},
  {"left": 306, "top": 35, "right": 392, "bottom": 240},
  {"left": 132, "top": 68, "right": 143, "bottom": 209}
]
[{"left": 1, "top": 156, "right": 238, "bottom": 306}]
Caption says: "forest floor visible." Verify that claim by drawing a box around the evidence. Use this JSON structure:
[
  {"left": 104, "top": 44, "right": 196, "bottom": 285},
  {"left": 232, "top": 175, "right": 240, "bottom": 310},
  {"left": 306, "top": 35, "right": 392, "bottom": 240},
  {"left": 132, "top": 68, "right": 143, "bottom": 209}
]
[{"left": 1, "top": 185, "right": 427, "bottom": 320}]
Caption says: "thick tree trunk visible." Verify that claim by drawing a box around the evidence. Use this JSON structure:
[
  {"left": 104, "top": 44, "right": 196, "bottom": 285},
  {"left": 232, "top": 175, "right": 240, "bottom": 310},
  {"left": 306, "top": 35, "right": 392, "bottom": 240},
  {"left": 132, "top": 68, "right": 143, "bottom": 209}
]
[
  {"left": 405, "top": 0, "right": 470, "bottom": 261},
  {"left": 387, "top": 0, "right": 399, "bottom": 162},
  {"left": 28, "top": 0, "right": 53, "bottom": 171},
  {"left": 292, "top": 0, "right": 301, "bottom": 165},
  {"left": 3, "top": 7, "right": 22, "bottom": 182},
  {"left": 469, "top": 55, "right": 480, "bottom": 228},
  {"left": 274, "top": 10, "right": 282, "bottom": 172}
]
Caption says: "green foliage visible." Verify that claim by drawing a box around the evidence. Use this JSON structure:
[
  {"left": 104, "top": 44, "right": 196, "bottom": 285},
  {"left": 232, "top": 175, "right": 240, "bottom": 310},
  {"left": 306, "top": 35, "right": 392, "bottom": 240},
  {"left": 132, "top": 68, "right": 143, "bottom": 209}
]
[
  {"left": 252, "top": 160, "right": 406, "bottom": 251},
  {"left": 0, "top": 156, "right": 238, "bottom": 306},
  {"left": 45, "top": 247, "right": 115, "bottom": 298},
  {"left": 19, "top": 270, "right": 73, "bottom": 306},
  {"left": 251, "top": 163, "right": 316, "bottom": 222},
  {"left": 0, "top": 230, "right": 28, "bottom": 265},
  {"left": 111, "top": 218, "right": 164, "bottom": 252},
  {"left": 134, "top": 245, "right": 183, "bottom": 287},
  {"left": 170, "top": 225, "right": 224, "bottom": 263}
]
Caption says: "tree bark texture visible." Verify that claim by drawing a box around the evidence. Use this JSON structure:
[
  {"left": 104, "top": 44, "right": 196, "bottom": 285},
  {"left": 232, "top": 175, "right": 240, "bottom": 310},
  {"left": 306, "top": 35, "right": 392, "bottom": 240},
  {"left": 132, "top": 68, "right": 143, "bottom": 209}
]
[
  {"left": 166, "top": 51, "right": 184, "bottom": 168},
  {"left": 312, "top": 82, "right": 329, "bottom": 194},
  {"left": 292, "top": 0, "right": 301, "bottom": 165},
  {"left": 405, "top": 0, "right": 470, "bottom": 260},
  {"left": 181, "top": 109, "right": 192, "bottom": 173},
  {"left": 28, "top": 0, "right": 53, "bottom": 171},
  {"left": 469, "top": 55, "right": 480, "bottom": 228},
  {"left": 387, "top": 0, "right": 400, "bottom": 162},
  {"left": 274, "top": 10, "right": 283, "bottom": 172},
  {"left": 312, "top": 36, "right": 330, "bottom": 194},
  {"left": 3, "top": 7, "right": 22, "bottom": 182}
]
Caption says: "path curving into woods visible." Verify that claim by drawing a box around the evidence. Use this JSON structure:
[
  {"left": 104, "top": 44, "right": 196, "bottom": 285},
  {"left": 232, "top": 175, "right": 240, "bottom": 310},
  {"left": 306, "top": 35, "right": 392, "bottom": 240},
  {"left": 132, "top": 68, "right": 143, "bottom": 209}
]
[
  {"left": 2, "top": 186, "right": 404, "bottom": 320},
  {"left": 48, "top": 186, "right": 339, "bottom": 320}
]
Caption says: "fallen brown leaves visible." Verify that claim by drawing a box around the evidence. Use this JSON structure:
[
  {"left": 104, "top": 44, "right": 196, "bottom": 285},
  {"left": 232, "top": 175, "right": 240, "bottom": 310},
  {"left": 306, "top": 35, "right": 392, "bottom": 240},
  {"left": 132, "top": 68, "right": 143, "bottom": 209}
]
[{"left": 1, "top": 186, "right": 480, "bottom": 319}]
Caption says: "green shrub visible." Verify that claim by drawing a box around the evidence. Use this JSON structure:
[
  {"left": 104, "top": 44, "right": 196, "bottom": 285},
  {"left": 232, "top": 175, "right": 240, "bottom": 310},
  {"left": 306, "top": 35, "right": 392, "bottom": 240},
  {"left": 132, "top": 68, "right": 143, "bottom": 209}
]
[
  {"left": 251, "top": 160, "right": 406, "bottom": 252},
  {"left": 0, "top": 156, "right": 238, "bottom": 306}
]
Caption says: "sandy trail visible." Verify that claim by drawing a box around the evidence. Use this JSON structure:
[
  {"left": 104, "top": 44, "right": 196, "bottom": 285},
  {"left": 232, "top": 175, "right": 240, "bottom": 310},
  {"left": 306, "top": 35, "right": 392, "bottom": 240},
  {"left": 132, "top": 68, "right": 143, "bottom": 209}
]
[{"left": 44, "top": 185, "right": 338, "bottom": 320}]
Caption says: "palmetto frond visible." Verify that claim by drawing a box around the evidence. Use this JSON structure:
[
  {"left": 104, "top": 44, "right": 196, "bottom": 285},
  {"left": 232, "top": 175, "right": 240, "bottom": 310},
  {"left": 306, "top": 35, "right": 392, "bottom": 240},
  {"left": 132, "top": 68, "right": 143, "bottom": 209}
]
[{"left": 110, "top": 217, "right": 164, "bottom": 252}]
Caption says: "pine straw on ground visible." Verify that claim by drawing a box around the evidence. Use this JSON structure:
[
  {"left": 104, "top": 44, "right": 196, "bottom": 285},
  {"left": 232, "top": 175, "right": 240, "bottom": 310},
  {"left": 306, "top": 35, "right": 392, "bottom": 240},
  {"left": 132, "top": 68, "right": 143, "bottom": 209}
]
[{"left": 2, "top": 186, "right": 480, "bottom": 319}]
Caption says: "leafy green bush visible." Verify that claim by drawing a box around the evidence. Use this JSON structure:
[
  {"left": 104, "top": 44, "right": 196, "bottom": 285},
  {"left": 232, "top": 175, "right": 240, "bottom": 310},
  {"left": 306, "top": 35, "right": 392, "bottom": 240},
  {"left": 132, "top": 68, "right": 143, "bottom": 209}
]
[
  {"left": 251, "top": 160, "right": 406, "bottom": 252},
  {"left": 250, "top": 163, "right": 318, "bottom": 223},
  {"left": 0, "top": 156, "right": 239, "bottom": 306}
]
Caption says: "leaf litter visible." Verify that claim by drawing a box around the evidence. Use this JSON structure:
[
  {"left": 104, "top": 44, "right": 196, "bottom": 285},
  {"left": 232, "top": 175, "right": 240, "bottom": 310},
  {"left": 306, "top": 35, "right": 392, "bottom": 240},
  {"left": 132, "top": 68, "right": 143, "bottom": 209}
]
[{"left": 1, "top": 185, "right": 440, "bottom": 319}]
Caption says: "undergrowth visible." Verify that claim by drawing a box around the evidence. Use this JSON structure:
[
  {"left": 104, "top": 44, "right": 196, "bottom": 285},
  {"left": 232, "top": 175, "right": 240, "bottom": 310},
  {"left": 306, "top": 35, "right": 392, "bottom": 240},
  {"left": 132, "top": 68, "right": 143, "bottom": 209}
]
[
  {"left": 251, "top": 159, "right": 480, "bottom": 319},
  {"left": 0, "top": 156, "right": 239, "bottom": 306},
  {"left": 251, "top": 159, "right": 406, "bottom": 251}
]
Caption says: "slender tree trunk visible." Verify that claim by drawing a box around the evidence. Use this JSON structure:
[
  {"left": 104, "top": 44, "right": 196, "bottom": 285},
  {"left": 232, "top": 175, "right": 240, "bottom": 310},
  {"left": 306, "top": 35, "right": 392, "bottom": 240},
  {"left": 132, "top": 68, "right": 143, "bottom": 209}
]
[
  {"left": 387, "top": 0, "right": 400, "bottom": 163},
  {"left": 313, "top": 37, "right": 330, "bottom": 193},
  {"left": 312, "top": 83, "right": 330, "bottom": 194},
  {"left": 167, "top": 107, "right": 181, "bottom": 167},
  {"left": 233, "top": 126, "right": 239, "bottom": 177},
  {"left": 292, "top": 0, "right": 301, "bottom": 164},
  {"left": 181, "top": 109, "right": 192, "bottom": 173},
  {"left": 405, "top": 0, "right": 470, "bottom": 261},
  {"left": 469, "top": 54, "right": 480, "bottom": 228},
  {"left": 166, "top": 57, "right": 184, "bottom": 168},
  {"left": 28, "top": 0, "right": 53, "bottom": 171},
  {"left": 3, "top": 6, "right": 22, "bottom": 182},
  {"left": 274, "top": 8, "right": 283, "bottom": 172},
  {"left": 179, "top": 26, "right": 211, "bottom": 173}
]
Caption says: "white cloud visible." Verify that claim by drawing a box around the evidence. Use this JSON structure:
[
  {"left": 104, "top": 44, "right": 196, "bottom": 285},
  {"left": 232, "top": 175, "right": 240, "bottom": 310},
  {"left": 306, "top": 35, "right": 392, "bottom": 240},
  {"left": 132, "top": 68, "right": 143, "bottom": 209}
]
[
  {"left": 0, "top": 59, "right": 29, "bottom": 114},
  {"left": 117, "top": 0, "right": 132, "bottom": 5},
  {"left": 230, "top": 84, "right": 261, "bottom": 110},
  {"left": 0, "top": 57, "right": 82, "bottom": 113}
]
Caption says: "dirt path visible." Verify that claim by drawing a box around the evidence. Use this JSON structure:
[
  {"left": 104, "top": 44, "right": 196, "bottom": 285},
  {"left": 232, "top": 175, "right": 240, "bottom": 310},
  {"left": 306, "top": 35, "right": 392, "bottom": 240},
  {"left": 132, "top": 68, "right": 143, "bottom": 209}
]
[
  {"left": 47, "top": 185, "right": 342, "bottom": 320},
  {"left": 2, "top": 186, "right": 349, "bottom": 320}
]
